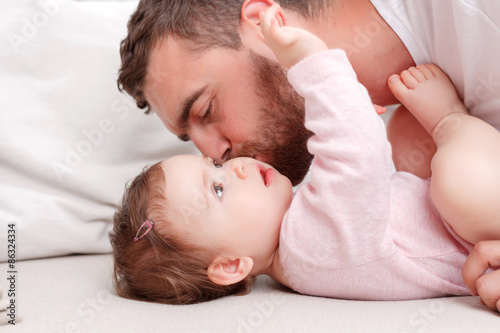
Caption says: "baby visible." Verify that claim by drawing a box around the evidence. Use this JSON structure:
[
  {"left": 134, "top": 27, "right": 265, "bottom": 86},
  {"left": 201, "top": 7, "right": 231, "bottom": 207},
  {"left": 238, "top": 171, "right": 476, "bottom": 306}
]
[{"left": 110, "top": 5, "right": 500, "bottom": 304}]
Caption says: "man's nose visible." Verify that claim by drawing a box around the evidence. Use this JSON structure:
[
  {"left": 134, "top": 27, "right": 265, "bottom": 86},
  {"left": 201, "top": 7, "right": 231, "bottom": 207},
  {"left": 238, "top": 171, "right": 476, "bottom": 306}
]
[{"left": 190, "top": 127, "right": 231, "bottom": 163}]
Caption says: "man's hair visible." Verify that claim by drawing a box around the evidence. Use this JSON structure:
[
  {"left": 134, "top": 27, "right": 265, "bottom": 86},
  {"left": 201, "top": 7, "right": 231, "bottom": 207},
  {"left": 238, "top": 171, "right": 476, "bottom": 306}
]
[
  {"left": 117, "top": 0, "right": 331, "bottom": 113},
  {"left": 110, "top": 162, "right": 253, "bottom": 304}
]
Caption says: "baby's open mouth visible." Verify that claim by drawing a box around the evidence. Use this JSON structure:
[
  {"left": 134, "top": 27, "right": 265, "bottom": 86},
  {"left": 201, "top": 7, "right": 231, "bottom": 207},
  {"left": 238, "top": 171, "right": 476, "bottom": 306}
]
[{"left": 258, "top": 164, "right": 274, "bottom": 187}]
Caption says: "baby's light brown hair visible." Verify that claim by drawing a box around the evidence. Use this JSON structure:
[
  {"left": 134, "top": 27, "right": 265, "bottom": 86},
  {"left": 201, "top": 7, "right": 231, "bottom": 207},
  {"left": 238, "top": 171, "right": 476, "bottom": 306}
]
[{"left": 110, "top": 162, "right": 253, "bottom": 304}]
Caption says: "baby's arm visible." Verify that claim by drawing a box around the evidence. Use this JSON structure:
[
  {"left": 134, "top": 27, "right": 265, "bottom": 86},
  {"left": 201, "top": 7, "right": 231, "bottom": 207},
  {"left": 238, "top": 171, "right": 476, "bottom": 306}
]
[
  {"left": 261, "top": 4, "right": 395, "bottom": 265},
  {"left": 388, "top": 65, "right": 500, "bottom": 245}
]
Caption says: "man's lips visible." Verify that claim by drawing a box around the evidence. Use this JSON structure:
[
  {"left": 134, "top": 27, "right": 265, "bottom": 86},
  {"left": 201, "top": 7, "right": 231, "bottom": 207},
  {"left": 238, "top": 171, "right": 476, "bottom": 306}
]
[
  {"left": 253, "top": 154, "right": 264, "bottom": 162},
  {"left": 257, "top": 164, "right": 274, "bottom": 187}
]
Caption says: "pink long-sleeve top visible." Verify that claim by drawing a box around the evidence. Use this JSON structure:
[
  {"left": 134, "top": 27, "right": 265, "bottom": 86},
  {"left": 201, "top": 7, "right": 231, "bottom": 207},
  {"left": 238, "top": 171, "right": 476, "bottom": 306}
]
[{"left": 279, "top": 50, "right": 472, "bottom": 301}]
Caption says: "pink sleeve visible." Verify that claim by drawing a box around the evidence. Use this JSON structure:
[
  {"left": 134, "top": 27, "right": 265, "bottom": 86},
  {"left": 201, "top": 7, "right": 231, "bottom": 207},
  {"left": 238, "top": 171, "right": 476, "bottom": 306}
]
[{"left": 285, "top": 50, "right": 395, "bottom": 266}]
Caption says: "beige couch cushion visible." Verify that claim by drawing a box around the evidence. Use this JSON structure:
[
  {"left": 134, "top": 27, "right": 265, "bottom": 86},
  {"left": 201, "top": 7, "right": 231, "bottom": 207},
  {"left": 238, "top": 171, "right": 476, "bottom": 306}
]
[{"left": 1, "top": 254, "right": 499, "bottom": 332}]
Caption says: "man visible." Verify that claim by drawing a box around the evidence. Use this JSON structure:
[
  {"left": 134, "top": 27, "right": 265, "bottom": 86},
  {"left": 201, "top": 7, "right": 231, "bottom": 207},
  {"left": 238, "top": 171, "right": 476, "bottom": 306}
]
[
  {"left": 118, "top": 0, "right": 500, "bottom": 183},
  {"left": 117, "top": 0, "right": 500, "bottom": 309}
]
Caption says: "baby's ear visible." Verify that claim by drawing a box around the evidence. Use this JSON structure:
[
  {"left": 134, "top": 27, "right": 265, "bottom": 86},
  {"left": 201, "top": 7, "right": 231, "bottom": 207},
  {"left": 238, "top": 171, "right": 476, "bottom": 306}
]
[{"left": 207, "top": 256, "right": 254, "bottom": 286}]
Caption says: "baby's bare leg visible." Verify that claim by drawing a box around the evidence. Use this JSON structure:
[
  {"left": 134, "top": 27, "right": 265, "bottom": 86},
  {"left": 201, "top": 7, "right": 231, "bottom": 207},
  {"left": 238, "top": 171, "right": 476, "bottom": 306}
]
[{"left": 389, "top": 64, "right": 500, "bottom": 244}]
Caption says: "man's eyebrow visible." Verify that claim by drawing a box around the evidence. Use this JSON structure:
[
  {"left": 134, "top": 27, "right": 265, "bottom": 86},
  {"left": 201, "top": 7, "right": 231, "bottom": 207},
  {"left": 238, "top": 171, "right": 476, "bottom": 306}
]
[{"left": 178, "top": 85, "right": 208, "bottom": 131}]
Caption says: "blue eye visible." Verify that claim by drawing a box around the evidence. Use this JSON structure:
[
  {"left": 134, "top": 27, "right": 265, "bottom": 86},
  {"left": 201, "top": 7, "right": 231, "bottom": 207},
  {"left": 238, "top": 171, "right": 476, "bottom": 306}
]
[
  {"left": 214, "top": 163, "right": 222, "bottom": 168},
  {"left": 213, "top": 183, "right": 223, "bottom": 200}
]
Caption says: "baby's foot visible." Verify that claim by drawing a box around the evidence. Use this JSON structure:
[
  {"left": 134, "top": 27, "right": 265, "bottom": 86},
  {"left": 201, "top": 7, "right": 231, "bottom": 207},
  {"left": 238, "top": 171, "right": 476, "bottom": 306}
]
[{"left": 388, "top": 64, "right": 467, "bottom": 137}]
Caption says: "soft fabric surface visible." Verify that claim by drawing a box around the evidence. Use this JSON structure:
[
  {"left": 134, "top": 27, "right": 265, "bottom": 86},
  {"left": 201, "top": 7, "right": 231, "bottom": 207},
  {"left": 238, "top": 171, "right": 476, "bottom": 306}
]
[
  {"left": 0, "top": 254, "right": 499, "bottom": 332},
  {"left": 0, "top": 0, "right": 198, "bottom": 261}
]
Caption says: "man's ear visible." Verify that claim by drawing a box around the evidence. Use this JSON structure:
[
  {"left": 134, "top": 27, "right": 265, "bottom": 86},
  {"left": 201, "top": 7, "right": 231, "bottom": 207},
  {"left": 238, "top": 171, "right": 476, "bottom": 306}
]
[
  {"left": 241, "top": 0, "right": 286, "bottom": 28},
  {"left": 207, "top": 256, "right": 254, "bottom": 286}
]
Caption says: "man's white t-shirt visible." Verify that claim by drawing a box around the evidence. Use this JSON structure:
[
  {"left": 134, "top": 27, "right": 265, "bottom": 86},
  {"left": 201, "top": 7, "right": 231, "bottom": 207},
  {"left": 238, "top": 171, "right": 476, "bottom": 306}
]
[{"left": 371, "top": 0, "right": 500, "bottom": 128}]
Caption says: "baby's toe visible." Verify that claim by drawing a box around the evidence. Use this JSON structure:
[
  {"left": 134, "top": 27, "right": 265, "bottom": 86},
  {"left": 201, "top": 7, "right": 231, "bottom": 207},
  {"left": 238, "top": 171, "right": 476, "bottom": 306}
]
[
  {"left": 388, "top": 74, "right": 409, "bottom": 99},
  {"left": 400, "top": 69, "right": 419, "bottom": 89},
  {"left": 408, "top": 66, "right": 426, "bottom": 82},
  {"left": 416, "top": 64, "right": 435, "bottom": 80}
]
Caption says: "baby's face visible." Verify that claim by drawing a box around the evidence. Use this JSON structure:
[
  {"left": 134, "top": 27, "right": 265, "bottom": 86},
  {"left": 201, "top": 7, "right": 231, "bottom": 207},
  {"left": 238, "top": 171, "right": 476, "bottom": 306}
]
[{"left": 160, "top": 155, "right": 293, "bottom": 260}]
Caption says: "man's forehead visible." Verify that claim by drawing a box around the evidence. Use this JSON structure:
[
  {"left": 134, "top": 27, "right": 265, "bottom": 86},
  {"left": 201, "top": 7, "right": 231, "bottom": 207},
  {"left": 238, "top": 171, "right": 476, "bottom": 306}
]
[
  {"left": 146, "top": 39, "right": 179, "bottom": 89},
  {"left": 144, "top": 38, "right": 196, "bottom": 131},
  {"left": 146, "top": 36, "right": 195, "bottom": 93},
  {"left": 148, "top": 35, "right": 206, "bottom": 72}
]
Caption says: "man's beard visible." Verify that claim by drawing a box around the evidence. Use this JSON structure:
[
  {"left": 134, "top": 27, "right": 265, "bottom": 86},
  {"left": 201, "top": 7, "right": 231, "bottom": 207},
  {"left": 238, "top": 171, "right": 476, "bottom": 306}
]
[{"left": 231, "top": 50, "right": 314, "bottom": 186}]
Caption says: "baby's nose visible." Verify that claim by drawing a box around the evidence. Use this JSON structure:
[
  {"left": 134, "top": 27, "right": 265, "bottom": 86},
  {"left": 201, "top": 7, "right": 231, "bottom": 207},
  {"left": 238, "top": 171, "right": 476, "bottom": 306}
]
[{"left": 230, "top": 159, "right": 247, "bottom": 179}]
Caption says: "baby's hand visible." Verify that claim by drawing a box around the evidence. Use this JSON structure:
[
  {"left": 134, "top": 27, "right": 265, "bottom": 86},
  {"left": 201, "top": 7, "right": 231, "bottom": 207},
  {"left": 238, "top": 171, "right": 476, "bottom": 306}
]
[
  {"left": 373, "top": 104, "right": 387, "bottom": 115},
  {"left": 259, "top": 4, "right": 327, "bottom": 69}
]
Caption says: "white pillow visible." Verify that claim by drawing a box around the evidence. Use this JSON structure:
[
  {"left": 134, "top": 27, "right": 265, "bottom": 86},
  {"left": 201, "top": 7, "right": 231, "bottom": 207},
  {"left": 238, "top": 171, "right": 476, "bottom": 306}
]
[{"left": 0, "top": 0, "right": 199, "bottom": 261}]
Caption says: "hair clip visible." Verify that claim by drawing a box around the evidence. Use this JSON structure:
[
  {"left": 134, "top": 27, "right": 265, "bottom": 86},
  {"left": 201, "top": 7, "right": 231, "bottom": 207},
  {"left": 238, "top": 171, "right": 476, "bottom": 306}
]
[{"left": 134, "top": 220, "right": 154, "bottom": 242}]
